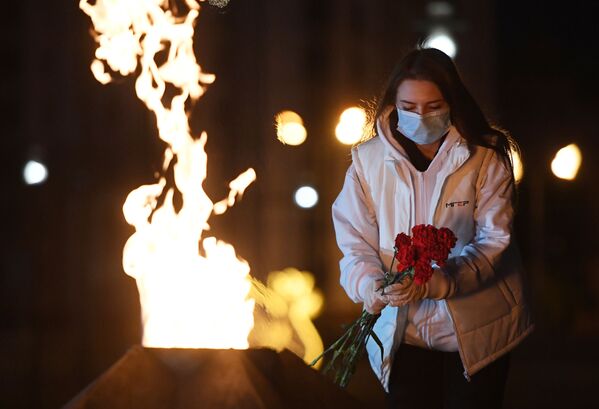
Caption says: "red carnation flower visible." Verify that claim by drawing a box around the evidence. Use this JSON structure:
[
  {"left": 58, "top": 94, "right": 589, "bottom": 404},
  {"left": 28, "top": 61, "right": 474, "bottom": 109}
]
[
  {"left": 392, "top": 225, "right": 458, "bottom": 285},
  {"left": 412, "top": 224, "right": 438, "bottom": 249},
  {"left": 394, "top": 232, "right": 411, "bottom": 250},
  {"left": 395, "top": 243, "right": 416, "bottom": 272},
  {"left": 431, "top": 227, "right": 457, "bottom": 266},
  {"left": 437, "top": 227, "right": 457, "bottom": 250},
  {"left": 394, "top": 232, "right": 415, "bottom": 271},
  {"left": 413, "top": 257, "right": 434, "bottom": 285}
]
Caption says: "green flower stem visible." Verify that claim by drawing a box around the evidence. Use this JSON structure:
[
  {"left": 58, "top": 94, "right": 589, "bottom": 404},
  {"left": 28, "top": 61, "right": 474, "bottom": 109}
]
[
  {"left": 380, "top": 249, "right": 398, "bottom": 295},
  {"left": 312, "top": 249, "right": 413, "bottom": 388}
]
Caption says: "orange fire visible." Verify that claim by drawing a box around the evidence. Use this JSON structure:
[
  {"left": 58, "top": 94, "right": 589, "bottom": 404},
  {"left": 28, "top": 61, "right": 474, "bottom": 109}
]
[
  {"left": 80, "top": 0, "right": 255, "bottom": 349},
  {"left": 80, "top": 0, "right": 324, "bottom": 362}
]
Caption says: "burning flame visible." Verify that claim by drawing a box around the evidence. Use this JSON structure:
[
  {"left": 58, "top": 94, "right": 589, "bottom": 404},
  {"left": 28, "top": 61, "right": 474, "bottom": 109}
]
[
  {"left": 81, "top": 0, "right": 325, "bottom": 359},
  {"left": 80, "top": 0, "right": 255, "bottom": 349}
]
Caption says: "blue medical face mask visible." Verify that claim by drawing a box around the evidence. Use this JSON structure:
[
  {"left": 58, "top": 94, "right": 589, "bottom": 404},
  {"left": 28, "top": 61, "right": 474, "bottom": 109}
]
[{"left": 396, "top": 108, "right": 451, "bottom": 145}]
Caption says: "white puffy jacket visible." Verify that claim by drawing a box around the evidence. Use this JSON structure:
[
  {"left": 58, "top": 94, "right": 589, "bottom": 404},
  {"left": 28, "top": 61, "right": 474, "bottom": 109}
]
[{"left": 332, "top": 110, "right": 534, "bottom": 391}]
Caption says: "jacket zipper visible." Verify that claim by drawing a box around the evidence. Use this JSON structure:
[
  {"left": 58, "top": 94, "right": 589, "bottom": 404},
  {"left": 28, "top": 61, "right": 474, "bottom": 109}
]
[
  {"left": 427, "top": 143, "right": 471, "bottom": 381},
  {"left": 388, "top": 139, "right": 472, "bottom": 381},
  {"left": 418, "top": 172, "right": 470, "bottom": 382}
]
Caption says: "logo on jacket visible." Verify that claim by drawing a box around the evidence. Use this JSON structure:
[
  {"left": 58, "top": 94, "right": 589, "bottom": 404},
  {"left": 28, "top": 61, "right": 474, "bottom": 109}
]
[{"left": 445, "top": 200, "right": 469, "bottom": 208}]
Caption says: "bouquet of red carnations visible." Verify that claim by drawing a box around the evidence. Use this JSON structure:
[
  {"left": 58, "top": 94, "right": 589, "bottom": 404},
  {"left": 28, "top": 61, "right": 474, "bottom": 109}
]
[{"left": 310, "top": 224, "right": 457, "bottom": 388}]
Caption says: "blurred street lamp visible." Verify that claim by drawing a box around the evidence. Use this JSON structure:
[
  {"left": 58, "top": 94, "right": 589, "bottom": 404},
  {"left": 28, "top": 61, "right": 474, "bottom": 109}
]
[
  {"left": 551, "top": 143, "right": 582, "bottom": 181},
  {"left": 23, "top": 160, "right": 48, "bottom": 185},
  {"left": 423, "top": 29, "right": 457, "bottom": 58},
  {"left": 335, "top": 107, "right": 367, "bottom": 145},
  {"left": 426, "top": 1, "right": 454, "bottom": 17},
  {"left": 276, "top": 110, "right": 307, "bottom": 146},
  {"left": 294, "top": 186, "right": 318, "bottom": 209}
]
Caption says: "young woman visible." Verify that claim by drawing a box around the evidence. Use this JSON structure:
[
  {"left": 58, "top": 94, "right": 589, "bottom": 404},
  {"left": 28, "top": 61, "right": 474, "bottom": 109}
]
[{"left": 332, "top": 48, "right": 534, "bottom": 408}]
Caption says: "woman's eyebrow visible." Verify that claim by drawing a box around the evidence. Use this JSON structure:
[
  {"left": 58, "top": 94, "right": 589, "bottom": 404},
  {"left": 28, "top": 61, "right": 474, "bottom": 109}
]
[{"left": 398, "top": 99, "right": 444, "bottom": 104}]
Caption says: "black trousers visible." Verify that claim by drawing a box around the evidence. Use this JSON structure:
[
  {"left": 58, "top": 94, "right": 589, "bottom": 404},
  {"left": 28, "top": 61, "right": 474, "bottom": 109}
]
[{"left": 386, "top": 343, "right": 510, "bottom": 409}]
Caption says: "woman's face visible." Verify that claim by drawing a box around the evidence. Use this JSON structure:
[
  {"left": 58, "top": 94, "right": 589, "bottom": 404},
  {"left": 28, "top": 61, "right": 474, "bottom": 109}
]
[{"left": 395, "top": 79, "right": 448, "bottom": 115}]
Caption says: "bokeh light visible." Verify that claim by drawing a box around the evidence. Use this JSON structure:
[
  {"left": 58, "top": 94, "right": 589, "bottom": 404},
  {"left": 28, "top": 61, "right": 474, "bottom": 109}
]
[
  {"left": 335, "top": 107, "right": 367, "bottom": 145},
  {"left": 268, "top": 268, "right": 324, "bottom": 366},
  {"left": 276, "top": 110, "right": 307, "bottom": 146},
  {"left": 511, "top": 147, "right": 524, "bottom": 183},
  {"left": 427, "top": 1, "right": 454, "bottom": 17},
  {"left": 294, "top": 186, "right": 318, "bottom": 209},
  {"left": 423, "top": 29, "right": 457, "bottom": 58},
  {"left": 23, "top": 160, "right": 48, "bottom": 185},
  {"left": 551, "top": 143, "right": 582, "bottom": 180}
]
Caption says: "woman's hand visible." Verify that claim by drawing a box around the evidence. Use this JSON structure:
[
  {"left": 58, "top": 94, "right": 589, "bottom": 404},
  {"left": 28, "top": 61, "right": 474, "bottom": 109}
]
[
  {"left": 382, "top": 278, "right": 427, "bottom": 307},
  {"left": 363, "top": 279, "right": 388, "bottom": 314},
  {"left": 382, "top": 269, "right": 457, "bottom": 307}
]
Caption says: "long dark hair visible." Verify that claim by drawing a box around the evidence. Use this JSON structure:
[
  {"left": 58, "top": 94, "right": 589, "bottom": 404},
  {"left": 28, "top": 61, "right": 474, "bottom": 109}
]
[{"left": 370, "top": 47, "right": 518, "bottom": 176}]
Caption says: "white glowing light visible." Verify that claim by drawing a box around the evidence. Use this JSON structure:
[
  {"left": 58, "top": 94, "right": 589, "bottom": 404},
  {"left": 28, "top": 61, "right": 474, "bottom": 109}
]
[
  {"left": 335, "top": 107, "right": 367, "bottom": 145},
  {"left": 278, "top": 123, "right": 307, "bottom": 146},
  {"left": 294, "top": 186, "right": 318, "bottom": 209},
  {"left": 276, "top": 110, "right": 307, "bottom": 146},
  {"left": 510, "top": 147, "right": 524, "bottom": 184},
  {"left": 427, "top": 1, "right": 454, "bottom": 17},
  {"left": 23, "top": 160, "right": 48, "bottom": 185},
  {"left": 551, "top": 144, "right": 582, "bottom": 180},
  {"left": 423, "top": 30, "right": 457, "bottom": 59}
]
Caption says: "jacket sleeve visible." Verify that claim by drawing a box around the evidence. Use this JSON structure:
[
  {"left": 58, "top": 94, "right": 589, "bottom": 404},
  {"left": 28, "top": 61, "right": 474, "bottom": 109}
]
[
  {"left": 332, "top": 163, "right": 385, "bottom": 303},
  {"left": 443, "top": 149, "right": 515, "bottom": 296}
]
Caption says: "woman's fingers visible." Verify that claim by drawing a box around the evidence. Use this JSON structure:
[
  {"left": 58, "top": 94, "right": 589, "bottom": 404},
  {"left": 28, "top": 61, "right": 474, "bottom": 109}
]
[
  {"left": 364, "top": 280, "right": 389, "bottom": 314},
  {"left": 387, "top": 296, "right": 410, "bottom": 307},
  {"left": 386, "top": 284, "right": 426, "bottom": 306},
  {"left": 386, "top": 291, "right": 413, "bottom": 305},
  {"left": 382, "top": 280, "right": 413, "bottom": 295},
  {"left": 374, "top": 290, "right": 388, "bottom": 303}
]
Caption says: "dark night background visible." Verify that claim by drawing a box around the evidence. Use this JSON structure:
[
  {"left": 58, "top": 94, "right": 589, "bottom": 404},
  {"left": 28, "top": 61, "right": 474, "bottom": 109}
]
[{"left": 1, "top": 0, "right": 598, "bottom": 408}]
